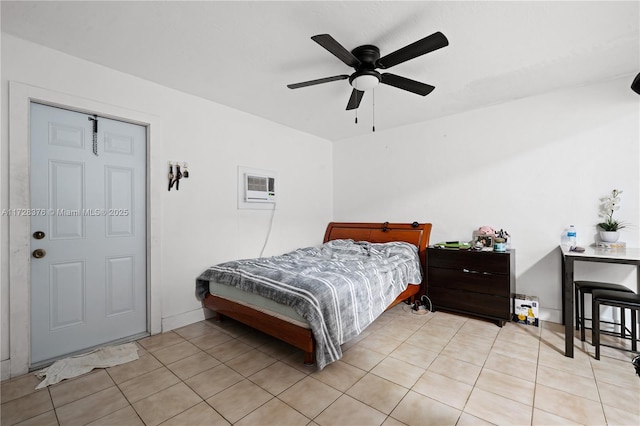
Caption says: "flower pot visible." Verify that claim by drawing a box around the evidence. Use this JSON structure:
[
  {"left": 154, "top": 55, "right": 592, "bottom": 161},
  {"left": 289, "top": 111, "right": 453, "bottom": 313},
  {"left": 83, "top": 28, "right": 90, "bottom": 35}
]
[{"left": 599, "top": 231, "right": 620, "bottom": 243}]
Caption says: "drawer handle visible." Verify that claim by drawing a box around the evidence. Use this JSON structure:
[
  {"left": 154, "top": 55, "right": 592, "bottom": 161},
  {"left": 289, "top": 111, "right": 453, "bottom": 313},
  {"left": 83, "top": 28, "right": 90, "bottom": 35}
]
[{"left": 462, "top": 268, "right": 492, "bottom": 275}]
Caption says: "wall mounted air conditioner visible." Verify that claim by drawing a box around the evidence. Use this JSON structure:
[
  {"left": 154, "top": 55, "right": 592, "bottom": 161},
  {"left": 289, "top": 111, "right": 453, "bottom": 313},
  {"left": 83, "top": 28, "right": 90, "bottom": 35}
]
[{"left": 244, "top": 173, "right": 276, "bottom": 203}]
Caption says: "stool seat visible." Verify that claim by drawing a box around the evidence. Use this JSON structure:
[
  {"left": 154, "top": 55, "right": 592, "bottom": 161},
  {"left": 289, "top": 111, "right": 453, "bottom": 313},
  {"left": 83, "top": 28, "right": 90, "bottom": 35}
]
[
  {"left": 592, "top": 289, "right": 639, "bottom": 360},
  {"left": 575, "top": 281, "right": 634, "bottom": 342},
  {"left": 592, "top": 289, "right": 640, "bottom": 306},
  {"left": 575, "top": 281, "right": 634, "bottom": 294}
]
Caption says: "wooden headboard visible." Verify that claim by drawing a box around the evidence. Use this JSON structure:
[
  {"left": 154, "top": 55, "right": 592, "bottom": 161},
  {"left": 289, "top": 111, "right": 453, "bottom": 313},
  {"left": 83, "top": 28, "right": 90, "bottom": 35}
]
[{"left": 323, "top": 222, "right": 432, "bottom": 286}]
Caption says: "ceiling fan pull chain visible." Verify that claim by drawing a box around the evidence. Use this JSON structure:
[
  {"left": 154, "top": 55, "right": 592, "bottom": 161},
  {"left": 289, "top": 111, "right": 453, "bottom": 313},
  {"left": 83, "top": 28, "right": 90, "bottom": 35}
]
[
  {"left": 355, "top": 108, "right": 358, "bottom": 124},
  {"left": 372, "top": 89, "right": 376, "bottom": 132}
]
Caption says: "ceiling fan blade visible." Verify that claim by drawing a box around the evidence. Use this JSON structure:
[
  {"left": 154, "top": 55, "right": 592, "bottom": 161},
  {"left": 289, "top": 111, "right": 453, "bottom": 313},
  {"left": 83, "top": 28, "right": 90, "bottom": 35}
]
[
  {"left": 287, "top": 75, "right": 350, "bottom": 89},
  {"left": 311, "top": 34, "right": 361, "bottom": 68},
  {"left": 346, "top": 89, "right": 365, "bottom": 110},
  {"left": 376, "top": 32, "right": 449, "bottom": 69},
  {"left": 381, "top": 73, "right": 435, "bottom": 96}
]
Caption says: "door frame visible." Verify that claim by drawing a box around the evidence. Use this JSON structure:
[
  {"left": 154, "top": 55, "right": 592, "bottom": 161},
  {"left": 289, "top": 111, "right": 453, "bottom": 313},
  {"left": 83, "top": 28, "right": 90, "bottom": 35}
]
[{"left": 8, "top": 81, "right": 162, "bottom": 377}]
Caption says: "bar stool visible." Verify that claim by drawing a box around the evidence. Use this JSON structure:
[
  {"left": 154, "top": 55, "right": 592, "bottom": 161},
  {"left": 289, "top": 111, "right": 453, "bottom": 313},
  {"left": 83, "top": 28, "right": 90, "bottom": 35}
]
[
  {"left": 574, "top": 280, "right": 634, "bottom": 341},
  {"left": 592, "top": 289, "right": 640, "bottom": 360}
]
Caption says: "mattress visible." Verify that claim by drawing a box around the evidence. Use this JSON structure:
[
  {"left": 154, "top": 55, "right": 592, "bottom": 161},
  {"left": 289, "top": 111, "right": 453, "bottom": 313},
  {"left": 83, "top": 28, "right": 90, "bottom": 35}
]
[{"left": 207, "top": 281, "right": 309, "bottom": 328}]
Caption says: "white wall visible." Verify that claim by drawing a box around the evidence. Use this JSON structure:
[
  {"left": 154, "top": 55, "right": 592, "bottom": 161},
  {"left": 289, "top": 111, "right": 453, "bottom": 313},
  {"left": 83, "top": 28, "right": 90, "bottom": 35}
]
[
  {"left": 1, "top": 34, "right": 332, "bottom": 376},
  {"left": 334, "top": 77, "right": 640, "bottom": 322}
]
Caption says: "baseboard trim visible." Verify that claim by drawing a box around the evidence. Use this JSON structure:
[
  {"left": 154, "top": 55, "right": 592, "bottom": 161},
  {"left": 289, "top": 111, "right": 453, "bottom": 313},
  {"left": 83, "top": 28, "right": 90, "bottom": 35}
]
[
  {"left": 1, "top": 359, "right": 11, "bottom": 381},
  {"left": 539, "top": 308, "right": 561, "bottom": 324},
  {"left": 161, "top": 307, "right": 215, "bottom": 332}
]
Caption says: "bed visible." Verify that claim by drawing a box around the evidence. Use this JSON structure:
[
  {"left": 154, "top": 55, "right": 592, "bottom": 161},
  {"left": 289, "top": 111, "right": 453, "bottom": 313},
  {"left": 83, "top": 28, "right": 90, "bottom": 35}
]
[{"left": 196, "top": 221, "right": 432, "bottom": 369}]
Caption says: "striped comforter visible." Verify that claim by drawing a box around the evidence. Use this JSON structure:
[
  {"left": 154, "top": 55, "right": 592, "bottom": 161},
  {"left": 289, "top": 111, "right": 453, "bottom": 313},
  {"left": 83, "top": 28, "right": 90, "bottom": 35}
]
[{"left": 196, "top": 239, "right": 422, "bottom": 369}]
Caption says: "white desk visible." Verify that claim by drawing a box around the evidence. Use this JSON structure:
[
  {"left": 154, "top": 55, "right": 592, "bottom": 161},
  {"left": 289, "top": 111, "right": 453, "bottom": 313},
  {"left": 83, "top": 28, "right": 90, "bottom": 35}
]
[{"left": 560, "top": 245, "right": 640, "bottom": 357}]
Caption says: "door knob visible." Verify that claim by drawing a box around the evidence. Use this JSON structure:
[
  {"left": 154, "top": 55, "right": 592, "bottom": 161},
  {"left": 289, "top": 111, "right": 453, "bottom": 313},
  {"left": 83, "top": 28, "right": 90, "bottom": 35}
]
[
  {"left": 32, "top": 249, "right": 46, "bottom": 259},
  {"left": 33, "top": 231, "right": 45, "bottom": 240}
]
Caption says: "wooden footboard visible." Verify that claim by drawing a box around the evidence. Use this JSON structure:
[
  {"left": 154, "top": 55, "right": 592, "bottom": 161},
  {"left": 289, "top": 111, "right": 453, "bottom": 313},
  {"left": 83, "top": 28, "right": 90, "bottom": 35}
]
[
  {"left": 204, "top": 283, "right": 421, "bottom": 365},
  {"left": 203, "top": 293, "right": 316, "bottom": 364}
]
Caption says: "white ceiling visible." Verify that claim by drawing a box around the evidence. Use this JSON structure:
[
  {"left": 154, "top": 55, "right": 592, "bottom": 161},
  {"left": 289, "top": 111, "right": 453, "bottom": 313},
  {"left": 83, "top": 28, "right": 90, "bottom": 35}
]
[{"left": 2, "top": 1, "right": 639, "bottom": 141}]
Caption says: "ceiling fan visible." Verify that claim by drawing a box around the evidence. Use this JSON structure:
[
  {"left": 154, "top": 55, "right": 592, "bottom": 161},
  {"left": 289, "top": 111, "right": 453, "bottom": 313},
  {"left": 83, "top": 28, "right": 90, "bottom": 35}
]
[{"left": 287, "top": 32, "right": 449, "bottom": 110}]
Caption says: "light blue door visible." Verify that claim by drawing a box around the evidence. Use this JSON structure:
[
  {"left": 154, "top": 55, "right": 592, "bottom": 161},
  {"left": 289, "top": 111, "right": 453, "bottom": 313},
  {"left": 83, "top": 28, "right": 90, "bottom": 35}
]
[{"left": 30, "top": 103, "right": 147, "bottom": 366}]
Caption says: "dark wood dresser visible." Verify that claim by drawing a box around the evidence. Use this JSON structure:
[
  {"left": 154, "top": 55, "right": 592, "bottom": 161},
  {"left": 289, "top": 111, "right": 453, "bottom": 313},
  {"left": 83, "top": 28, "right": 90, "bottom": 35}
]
[{"left": 427, "top": 247, "right": 515, "bottom": 326}]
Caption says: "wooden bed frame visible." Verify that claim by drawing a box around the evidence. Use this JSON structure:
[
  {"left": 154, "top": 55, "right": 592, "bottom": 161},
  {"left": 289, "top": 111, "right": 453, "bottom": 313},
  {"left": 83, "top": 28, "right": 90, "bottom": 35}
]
[{"left": 202, "top": 221, "right": 432, "bottom": 365}]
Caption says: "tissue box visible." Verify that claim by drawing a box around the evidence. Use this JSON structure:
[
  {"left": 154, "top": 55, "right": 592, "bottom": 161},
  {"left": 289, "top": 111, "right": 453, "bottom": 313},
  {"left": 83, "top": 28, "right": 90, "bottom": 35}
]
[{"left": 512, "top": 294, "right": 539, "bottom": 326}]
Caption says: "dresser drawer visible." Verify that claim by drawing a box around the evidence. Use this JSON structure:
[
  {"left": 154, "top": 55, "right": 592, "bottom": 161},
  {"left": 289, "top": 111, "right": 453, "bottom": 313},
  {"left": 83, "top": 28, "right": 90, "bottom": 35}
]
[
  {"left": 428, "top": 267, "right": 511, "bottom": 297},
  {"left": 428, "top": 287, "right": 511, "bottom": 320},
  {"left": 428, "top": 248, "right": 511, "bottom": 274}
]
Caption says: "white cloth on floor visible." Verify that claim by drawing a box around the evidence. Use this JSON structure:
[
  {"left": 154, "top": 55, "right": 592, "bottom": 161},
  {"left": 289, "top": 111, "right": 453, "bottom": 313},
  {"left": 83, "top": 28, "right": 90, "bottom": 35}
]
[{"left": 34, "top": 342, "right": 139, "bottom": 389}]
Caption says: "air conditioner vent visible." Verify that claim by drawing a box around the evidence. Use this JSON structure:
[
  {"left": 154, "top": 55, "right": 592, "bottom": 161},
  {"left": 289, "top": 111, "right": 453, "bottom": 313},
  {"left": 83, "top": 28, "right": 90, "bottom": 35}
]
[{"left": 244, "top": 173, "right": 276, "bottom": 203}]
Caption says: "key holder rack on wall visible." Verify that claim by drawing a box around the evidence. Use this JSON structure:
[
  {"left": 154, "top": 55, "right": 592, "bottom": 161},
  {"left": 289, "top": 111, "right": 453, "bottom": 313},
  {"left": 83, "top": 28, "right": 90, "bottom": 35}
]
[{"left": 168, "top": 161, "right": 189, "bottom": 191}]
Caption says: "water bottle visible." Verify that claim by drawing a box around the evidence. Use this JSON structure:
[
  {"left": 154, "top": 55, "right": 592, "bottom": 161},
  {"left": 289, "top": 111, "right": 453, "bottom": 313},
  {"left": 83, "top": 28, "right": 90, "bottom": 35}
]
[{"left": 567, "top": 225, "right": 577, "bottom": 247}]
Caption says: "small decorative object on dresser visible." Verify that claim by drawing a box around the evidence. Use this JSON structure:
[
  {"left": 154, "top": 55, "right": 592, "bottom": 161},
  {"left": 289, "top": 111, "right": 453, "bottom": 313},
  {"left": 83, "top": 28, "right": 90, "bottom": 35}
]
[
  {"left": 472, "top": 226, "right": 511, "bottom": 251},
  {"left": 597, "top": 189, "right": 627, "bottom": 243},
  {"left": 474, "top": 234, "right": 494, "bottom": 250},
  {"left": 473, "top": 225, "right": 495, "bottom": 251},
  {"left": 494, "top": 238, "right": 507, "bottom": 252}
]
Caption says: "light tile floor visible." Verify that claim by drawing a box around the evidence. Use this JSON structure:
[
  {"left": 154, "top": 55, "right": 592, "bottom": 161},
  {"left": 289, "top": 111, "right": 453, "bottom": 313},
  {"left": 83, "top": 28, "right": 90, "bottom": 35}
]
[{"left": 2, "top": 305, "right": 639, "bottom": 425}]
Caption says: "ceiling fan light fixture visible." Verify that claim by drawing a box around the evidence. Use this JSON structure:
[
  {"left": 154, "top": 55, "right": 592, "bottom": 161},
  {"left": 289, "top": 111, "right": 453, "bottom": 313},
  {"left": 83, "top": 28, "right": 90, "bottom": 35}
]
[{"left": 350, "top": 71, "right": 380, "bottom": 91}]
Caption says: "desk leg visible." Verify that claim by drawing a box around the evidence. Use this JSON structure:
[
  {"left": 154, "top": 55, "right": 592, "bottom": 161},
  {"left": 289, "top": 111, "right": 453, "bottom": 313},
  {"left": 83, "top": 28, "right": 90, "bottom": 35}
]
[
  {"left": 561, "top": 253, "right": 566, "bottom": 325},
  {"left": 563, "top": 257, "right": 574, "bottom": 357}
]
